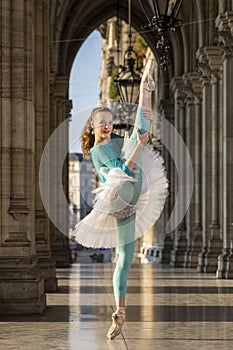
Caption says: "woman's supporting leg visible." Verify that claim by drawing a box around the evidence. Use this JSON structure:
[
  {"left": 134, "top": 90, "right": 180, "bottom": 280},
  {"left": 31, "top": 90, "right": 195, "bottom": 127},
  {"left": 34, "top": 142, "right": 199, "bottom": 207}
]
[
  {"left": 113, "top": 214, "right": 135, "bottom": 300},
  {"left": 107, "top": 214, "right": 135, "bottom": 339}
]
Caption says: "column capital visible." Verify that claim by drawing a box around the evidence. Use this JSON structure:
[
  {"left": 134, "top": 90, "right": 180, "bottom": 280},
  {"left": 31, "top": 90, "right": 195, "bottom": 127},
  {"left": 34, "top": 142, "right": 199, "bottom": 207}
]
[
  {"left": 216, "top": 11, "right": 233, "bottom": 34},
  {"left": 197, "top": 47, "right": 222, "bottom": 85},
  {"left": 216, "top": 12, "right": 233, "bottom": 59},
  {"left": 204, "top": 46, "right": 222, "bottom": 72},
  {"left": 196, "top": 48, "right": 211, "bottom": 86},
  {"left": 183, "top": 72, "right": 202, "bottom": 104},
  {"left": 170, "top": 76, "right": 185, "bottom": 95},
  {"left": 170, "top": 77, "right": 186, "bottom": 109},
  {"left": 177, "top": 92, "right": 186, "bottom": 109}
]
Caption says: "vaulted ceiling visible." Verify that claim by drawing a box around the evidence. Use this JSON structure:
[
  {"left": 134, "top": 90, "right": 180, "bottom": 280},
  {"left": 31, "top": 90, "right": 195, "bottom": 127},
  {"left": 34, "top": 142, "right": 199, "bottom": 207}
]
[{"left": 50, "top": 0, "right": 219, "bottom": 86}]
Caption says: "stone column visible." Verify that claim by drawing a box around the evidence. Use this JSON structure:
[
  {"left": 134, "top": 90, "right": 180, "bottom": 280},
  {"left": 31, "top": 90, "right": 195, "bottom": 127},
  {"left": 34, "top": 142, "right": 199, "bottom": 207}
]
[
  {"left": 49, "top": 76, "right": 71, "bottom": 267},
  {"left": 0, "top": 0, "right": 46, "bottom": 313},
  {"left": 216, "top": 12, "right": 233, "bottom": 278},
  {"left": 159, "top": 100, "right": 174, "bottom": 264},
  {"left": 201, "top": 47, "right": 223, "bottom": 273},
  {"left": 197, "top": 48, "right": 214, "bottom": 272},
  {"left": 182, "top": 76, "right": 195, "bottom": 266},
  {"left": 34, "top": 0, "right": 57, "bottom": 291},
  {"left": 169, "top": 79, "right": 188, "bottom": 267},
  {"left": 183, "top": 73, "right": 203, "bottom": 268}
]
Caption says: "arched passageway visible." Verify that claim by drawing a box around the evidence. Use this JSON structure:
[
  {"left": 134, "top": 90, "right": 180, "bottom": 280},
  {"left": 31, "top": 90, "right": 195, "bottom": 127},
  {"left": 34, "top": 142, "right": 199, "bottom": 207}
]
[{"left": 0, "top": 0, "right": 233, "bottom": 314}]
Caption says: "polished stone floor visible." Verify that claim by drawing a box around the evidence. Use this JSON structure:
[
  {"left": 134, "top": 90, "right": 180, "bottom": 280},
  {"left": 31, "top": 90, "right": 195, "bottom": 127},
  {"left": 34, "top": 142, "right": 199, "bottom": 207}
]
[{"left": 1, "top": 254, "right": 233, "bottom": 350}]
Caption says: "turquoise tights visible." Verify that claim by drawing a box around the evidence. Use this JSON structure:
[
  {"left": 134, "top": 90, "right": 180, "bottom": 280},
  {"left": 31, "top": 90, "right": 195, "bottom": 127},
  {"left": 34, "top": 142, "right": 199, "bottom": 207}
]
[
  {"left": 112, "top": 108, "right": 150, "bottom": 299},
  {"left": 113, "top": 215, "right": 135, "bottom": 298}
]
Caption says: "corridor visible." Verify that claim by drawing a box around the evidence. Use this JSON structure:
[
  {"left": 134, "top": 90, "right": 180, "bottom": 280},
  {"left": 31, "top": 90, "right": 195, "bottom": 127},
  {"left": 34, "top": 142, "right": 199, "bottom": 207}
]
[{"left": 1, "top": 257, "right": 233, "bottom": 350}]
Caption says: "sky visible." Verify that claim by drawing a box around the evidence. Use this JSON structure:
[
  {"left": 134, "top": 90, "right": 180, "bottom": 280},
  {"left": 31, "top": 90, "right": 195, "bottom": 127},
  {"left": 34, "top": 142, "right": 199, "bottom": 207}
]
[{"left": 69, "top": 30, "right": 103, "bottom": 153}]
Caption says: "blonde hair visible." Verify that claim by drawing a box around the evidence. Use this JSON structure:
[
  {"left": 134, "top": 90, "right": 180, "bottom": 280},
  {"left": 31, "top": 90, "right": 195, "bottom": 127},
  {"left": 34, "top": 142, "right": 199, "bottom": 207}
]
[{"left": 81, "top": 106, "right": 113, "bottom": 157}]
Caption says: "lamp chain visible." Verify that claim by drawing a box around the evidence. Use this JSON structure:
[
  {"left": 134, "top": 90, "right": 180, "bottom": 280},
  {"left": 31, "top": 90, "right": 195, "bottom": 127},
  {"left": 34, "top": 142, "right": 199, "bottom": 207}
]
[{"left": 128, "top": 0, "right": 132, "bottom": 47}]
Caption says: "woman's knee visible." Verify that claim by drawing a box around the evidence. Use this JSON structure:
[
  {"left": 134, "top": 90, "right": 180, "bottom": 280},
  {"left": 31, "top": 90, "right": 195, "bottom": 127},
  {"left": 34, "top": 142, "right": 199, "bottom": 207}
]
[{"left": 118, "top": 243, "right": 134, "bottom": 270}]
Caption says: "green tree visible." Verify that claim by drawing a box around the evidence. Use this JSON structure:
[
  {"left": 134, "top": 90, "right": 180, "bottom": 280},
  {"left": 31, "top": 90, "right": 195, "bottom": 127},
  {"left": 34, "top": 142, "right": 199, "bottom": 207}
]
[{"left": 133, "top": 34, "right": 148, "bottom": 70}]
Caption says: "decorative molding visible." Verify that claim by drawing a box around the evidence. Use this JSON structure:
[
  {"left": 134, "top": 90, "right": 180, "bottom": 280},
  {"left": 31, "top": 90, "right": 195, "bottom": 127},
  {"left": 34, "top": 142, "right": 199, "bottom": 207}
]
[
  {"left": 204, "top": 47, "right": 223, "bottom": 85},
  {"left": 216, "top": 12, "right": 233, "bottom": 59},
  {"left": 183, "top": 72, "right": 202, "bottom": 104},
  {"left": 8, "top": 199, "right": 30, "bottom": 220},
  {"left": 170, "top": 76, "right": 185, "bottom": 95},
  {"left": 183, "top": 75, "right": 195, "bottom": 105},
  {"left": 54, "top": 75, "right": 69, "bottom": 98},
  {"left": 197, "top": 47, "right": 222, "bottom": 85},
  {"left": 196, "top": 48, "right": 211, "bottom": 86},
  {"left": 176, "top": 91, "right": 186, "bottom": 109},
  {"left": 170, "top": 77, "right": 186, "bottom": 109},
  {"left": 3, "top": 232, "right": 30, "bottom": 247}
]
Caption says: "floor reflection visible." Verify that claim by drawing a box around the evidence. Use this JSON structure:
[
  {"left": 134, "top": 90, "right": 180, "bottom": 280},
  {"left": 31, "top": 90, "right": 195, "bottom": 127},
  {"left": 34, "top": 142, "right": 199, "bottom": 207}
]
[{"left": 1, "top": 262, "right": 233, "bottom": 350}]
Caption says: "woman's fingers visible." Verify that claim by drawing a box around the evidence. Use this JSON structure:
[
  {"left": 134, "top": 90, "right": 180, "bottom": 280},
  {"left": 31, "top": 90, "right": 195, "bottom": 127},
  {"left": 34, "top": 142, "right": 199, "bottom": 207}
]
[
  {"left": 142, "top": 110, "right": 153, "bottom": 120},
  {"left": 136, "top": 129, "right": 150, "bottom": 145}
]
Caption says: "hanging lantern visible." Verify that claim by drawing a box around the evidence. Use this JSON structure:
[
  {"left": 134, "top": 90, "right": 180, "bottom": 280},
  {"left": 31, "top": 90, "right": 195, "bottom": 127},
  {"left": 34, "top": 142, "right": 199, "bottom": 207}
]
[{"left": 114, "top": 45, "right": 142, "bottom": 107}]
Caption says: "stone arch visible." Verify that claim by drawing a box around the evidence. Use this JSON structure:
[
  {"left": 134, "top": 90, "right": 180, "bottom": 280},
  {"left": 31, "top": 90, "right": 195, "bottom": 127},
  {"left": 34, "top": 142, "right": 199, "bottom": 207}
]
[{"left": 50, "top": 2, "right": 197, "bottom": 74}]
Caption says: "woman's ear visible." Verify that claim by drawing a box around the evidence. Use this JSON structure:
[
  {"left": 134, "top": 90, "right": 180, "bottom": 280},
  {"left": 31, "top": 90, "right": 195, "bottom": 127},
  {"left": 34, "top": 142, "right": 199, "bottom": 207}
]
[{"left": 90, "top": 117, "right": 95, "bottom": 130}]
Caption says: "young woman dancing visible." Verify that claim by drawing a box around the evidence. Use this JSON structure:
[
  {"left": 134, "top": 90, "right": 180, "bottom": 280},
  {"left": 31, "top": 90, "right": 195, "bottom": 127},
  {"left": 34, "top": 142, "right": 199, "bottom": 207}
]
[{"left": 73, "top": 58, "right": 168, "bottom": 339}]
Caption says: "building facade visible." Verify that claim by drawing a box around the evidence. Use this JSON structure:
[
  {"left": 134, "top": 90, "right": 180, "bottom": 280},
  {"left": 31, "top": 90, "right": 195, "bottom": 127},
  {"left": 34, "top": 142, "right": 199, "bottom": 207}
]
[
  {"left": 69, "top": 153, "right": 96, "bottom": 232},
  {"left": 0, "top": 0, "right": 233, "bottom": 314}
]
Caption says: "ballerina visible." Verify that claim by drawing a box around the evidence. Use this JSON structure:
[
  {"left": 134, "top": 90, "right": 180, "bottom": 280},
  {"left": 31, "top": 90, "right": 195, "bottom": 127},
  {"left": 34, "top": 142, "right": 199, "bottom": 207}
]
[{"left": 73, "top": 58, "right": 168, "bottom": 339}]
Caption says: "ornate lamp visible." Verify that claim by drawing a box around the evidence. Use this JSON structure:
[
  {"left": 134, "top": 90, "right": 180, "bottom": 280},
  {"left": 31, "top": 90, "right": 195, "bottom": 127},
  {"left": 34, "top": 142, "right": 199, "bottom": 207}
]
[
  {"left": 138, "top": 0, "right": 184, "bottom": 70},
  {"left": 114, "top": 44, "right": 142, "bottom": 107}
]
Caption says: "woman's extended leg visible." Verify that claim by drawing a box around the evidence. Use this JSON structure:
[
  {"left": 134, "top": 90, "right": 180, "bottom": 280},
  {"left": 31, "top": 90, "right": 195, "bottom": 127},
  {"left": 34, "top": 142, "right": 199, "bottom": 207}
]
[
  {"left": 130, "top": 58, "right": 155, "bottom": 142},
  {"left": 107, "top": 59, "right": 155, "bottom": 340}
]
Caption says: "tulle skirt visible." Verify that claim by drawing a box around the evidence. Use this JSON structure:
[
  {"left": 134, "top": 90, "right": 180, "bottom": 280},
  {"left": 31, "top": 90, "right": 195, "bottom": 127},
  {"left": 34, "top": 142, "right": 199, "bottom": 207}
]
[{"left": 73, "top": 135, "right": 169, "bottom": 248}]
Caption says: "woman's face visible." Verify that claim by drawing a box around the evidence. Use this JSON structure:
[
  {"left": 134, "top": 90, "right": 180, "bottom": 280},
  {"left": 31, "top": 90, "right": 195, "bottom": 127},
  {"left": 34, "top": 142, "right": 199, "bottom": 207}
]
[{"left": 92, "top": 111, "right": 113, "bottom": 143}]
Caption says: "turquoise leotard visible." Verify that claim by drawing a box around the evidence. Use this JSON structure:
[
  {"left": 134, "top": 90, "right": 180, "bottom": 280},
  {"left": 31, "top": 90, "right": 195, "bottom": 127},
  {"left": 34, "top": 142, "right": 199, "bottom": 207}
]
[{"left": 90, "top": 107, "right": 150, "bottom": 298}]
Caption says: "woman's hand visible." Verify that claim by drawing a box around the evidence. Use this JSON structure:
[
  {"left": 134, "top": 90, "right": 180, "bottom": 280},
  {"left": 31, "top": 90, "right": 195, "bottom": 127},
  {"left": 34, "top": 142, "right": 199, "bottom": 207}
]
[
  {"left": 142, "top": 109, "right": 153, "bottom": 121},
  {"left": 125, "top": 129, "right": 150, "bottom": 170},
  {"left": 136, "top": 128, "right": 150, "bottom": 146}
]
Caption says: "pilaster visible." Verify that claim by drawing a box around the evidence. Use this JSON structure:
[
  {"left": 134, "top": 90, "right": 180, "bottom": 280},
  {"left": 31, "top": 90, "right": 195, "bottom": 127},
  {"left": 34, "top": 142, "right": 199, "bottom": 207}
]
[
  {"left": 168, "top": 78, "right": 188, "bottom": 267},
  {"left": 196, "top": 48, "right": 213, "bottom": 272},
  {"left": 198, "top": 46, "right": 223, "bottom": 273},
  {"left": 0, "top": 0, "right": 46, "bottom": 313},
  {"left": 159, "top": 99, "right": 174, "bottom": 264},
  {"left": 34, "top": 0, "right": 57, "bottom": 291},
  {"left": 216, "top": 12, "right": 233, "bottom": 278},
  {"left": 183, "top": 73, "right": 203, "bottom": 268},
  {"left": 49, "top": 76, "right": 71, "bottom": 267}
]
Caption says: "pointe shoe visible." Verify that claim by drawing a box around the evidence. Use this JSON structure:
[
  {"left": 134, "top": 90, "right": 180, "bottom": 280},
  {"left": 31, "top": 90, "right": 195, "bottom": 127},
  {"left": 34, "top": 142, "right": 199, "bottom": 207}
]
[
  {"left": 141, "top": 58, "right": 155, "bottom": 92},
  {"left": 107, "top": 312, "right": 125, "bottom": 340}
]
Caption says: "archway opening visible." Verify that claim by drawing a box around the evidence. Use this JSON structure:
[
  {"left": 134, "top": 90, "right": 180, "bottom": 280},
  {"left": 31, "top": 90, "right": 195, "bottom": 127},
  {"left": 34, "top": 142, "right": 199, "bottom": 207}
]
[{"left": 68, "top": 18, "right": 160, "bottom": 263}]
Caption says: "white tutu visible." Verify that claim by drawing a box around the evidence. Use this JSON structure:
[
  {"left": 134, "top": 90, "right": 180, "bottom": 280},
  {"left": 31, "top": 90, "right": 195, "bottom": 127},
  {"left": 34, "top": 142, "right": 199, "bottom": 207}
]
[{"left": 73, "top": 135, "right": 169, "bottom": 248}]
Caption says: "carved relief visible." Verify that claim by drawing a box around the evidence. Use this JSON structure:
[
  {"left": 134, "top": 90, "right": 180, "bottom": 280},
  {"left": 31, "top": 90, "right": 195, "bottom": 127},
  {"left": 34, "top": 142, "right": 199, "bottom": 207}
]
[{"left": 216, "top": 12, "right": 233, "bottom": 59}]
